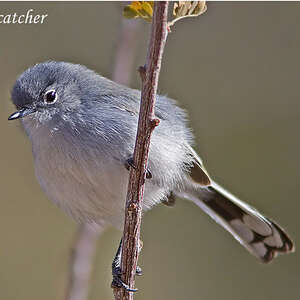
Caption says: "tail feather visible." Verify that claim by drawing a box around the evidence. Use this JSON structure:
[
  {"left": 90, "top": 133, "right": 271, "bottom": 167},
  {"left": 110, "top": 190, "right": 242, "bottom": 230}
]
[{"left": 176, "top": 181, "right": 294, "bottom": 263}]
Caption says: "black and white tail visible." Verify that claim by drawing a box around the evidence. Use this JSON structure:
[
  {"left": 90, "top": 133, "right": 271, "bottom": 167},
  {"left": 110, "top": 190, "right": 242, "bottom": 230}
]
[{"left": 177, "top": 181, "right": 294, "bottom": 263}]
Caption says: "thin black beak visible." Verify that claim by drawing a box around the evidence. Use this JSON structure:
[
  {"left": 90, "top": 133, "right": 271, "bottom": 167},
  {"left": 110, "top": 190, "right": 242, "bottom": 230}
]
[{"left": 8, "top": 107, "right": 36, "bottom": 121}]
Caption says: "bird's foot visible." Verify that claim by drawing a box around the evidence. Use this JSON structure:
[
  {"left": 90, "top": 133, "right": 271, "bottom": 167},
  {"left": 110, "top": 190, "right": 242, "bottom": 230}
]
[
  {"left": 135, "top": 265, "right": 143, "bottom": 276},
  {"left": 125, "top": 157, "right": 152, "bottom": 179},
  {"left": 111, "top": 266, "right": 138, "bottom": 292},
  {"left": 111, "top": 239, "right": 142, "bottom": 292}
]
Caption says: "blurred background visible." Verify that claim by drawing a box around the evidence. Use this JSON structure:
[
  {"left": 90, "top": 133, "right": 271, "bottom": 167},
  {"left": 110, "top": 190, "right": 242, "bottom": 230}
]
[{"left": 0, "top": 2, "right": 299, "bottom": 300}]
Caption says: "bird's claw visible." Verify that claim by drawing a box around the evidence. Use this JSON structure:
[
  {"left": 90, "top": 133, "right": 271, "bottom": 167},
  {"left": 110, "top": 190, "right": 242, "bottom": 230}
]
[
  {"left": 145, "top": 169, "right": 152, "bottom": 179},
  {"left": 125, "top": 157, "right": 137, "bottom": 170},
  {"left": 111, "top": 266, "right": 138, "bottom": 292},
  {"left": 111, "top": 239, "right": 142, "bottom": 291},
  {"left": 125, "top": 157, "right": 152, "bottom": 179},
  {"left": 135, "top": 265, "right": 143, "bottom": 276}
]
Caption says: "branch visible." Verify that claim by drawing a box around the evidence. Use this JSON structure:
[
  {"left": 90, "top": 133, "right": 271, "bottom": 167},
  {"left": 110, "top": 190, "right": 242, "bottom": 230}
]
[
  {"left": 65, "top": 224, "right": 104, "bottom": 300},
  {"left": 112, "top": 2, "right": 169, "bottom": 299},
  {"left": 112, "top": 18, "right": 141, "bottom": 85},
  {"left": 65, "top": 16, "right": 141, "bottom": 300}
]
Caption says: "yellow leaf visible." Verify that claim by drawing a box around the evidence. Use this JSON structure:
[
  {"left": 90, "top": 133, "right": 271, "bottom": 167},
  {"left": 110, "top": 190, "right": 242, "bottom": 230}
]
[
  {"left": 123, "top": 6, "right": 140, "bottom": 19},
  {"left": 123, "top": 1, "right": 154, "bottom": 22},
  {"left": 141, "top": 2, "right": 153, "bottom": 18},
  {"left": 131, "top": 1, "right": 143, "bottom": 10}
]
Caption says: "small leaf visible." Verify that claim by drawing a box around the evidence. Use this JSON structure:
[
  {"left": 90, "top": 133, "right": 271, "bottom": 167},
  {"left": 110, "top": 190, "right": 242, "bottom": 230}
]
[
  {"left": 170, "top": 1, "right": 207, "bottom": 28},
  {"left": 173, "top": 1, "right": 190, "bottom": 17},
  {"left": 191, "top": 1, "right": 206, "bottom": 15},
  {"left": 141, "top": 2, "right": 153, "bottom": 16},
  {"left": 140, "top": 2, "right": 153, "bottom": 19},
  {"left": 123, "top": 1, "right": 154, "bottom": 23},
  {"left": 123, "top": 6, "right": 140, "bottom": 19}
]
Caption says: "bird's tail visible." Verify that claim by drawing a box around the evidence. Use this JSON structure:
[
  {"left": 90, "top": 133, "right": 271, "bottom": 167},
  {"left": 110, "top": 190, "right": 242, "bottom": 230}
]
[{"left": 176, "top": 181, "right": 294, "bottom": 263}]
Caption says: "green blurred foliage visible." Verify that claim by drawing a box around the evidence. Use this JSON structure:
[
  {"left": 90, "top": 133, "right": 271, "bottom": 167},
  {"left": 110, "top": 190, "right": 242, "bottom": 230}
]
[{"left": 0, "top": 2, "right": 299, "bottom": 300}]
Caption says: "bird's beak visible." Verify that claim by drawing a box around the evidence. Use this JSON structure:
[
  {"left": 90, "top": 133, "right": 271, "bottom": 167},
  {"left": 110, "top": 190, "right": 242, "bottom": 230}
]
[{"left": 8, "top": 107, "right": 36, "bottom": 120}]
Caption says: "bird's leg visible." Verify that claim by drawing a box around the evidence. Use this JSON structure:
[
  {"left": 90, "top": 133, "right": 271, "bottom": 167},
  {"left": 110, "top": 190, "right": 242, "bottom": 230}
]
[
  {"left": 111, "top": 239, "right": 136, "bottom": 292},
  {"left": 125, "top": 157, "right": 152, "bottom": 179},
  {"left": 111, "top": 239, "right": 143, "bottom": 292}
]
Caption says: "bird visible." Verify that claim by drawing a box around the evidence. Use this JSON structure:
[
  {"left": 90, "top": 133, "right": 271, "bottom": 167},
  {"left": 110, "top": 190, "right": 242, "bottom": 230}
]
[{"left": 8, "top": 61, "right": 294, "bottom": 289}]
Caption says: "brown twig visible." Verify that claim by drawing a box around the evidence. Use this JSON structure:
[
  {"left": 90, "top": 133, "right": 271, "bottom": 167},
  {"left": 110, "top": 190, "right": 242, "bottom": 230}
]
[
  {"left": 65, "top": 16, "right": 141, "bottom": 300},
  {"left": 112, "top": 18, "right": 141, "bottom": 86},
  {"left": 112, "top": 2, "right": 169, "bottom": 299},
  {"left": 65, "top": 224, "right": 104, "bottom": 300}
]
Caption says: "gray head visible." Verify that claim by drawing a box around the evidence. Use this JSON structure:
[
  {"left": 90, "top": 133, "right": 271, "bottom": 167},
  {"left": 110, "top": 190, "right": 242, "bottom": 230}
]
[{"left": 9, "top": 61, "right": 104, "bottom": 124}]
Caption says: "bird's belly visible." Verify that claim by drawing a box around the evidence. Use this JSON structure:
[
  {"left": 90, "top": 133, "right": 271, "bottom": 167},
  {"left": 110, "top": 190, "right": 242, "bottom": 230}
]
[{"left": 33, "top": 150, "right": 165, "bottom": 228}]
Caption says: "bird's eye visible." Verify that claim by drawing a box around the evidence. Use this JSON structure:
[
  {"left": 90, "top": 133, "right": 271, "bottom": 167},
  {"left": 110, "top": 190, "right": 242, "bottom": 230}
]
[{"left": 44, "top": 89, "right": 58, "bottom": 104}]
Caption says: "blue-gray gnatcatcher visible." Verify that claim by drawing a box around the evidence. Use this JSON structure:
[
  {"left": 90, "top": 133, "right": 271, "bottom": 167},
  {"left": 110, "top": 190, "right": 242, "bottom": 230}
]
[{"left": 8, "top": 61, "right": 294, "bottom": 283}]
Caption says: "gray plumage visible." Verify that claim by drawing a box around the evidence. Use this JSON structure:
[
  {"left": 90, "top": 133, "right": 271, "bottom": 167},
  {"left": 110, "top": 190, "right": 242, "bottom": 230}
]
[{"left": 10, "top": 61, "right": 294, "bottom": 263}]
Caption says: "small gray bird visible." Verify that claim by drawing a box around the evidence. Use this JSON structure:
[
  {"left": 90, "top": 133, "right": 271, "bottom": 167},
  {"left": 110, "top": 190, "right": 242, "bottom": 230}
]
[{"left": 8, "top": 61, "right": 294, "bottom": 287}]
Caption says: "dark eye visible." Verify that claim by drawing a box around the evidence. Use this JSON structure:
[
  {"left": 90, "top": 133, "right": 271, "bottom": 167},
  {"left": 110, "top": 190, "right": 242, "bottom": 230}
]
[{"left": 44, "top": 89, "right": 58, "bottom": 104}]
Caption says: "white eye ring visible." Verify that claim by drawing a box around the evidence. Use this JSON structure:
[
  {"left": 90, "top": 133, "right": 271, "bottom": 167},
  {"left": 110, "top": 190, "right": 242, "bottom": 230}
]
[{"left": 44, "top": 89, "right": 58, "bottom": 104}]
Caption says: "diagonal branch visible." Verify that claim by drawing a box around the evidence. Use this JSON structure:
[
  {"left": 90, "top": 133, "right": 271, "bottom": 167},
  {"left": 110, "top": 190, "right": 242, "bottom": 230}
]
[{"left": 112, "top": 2, "right": 169, "bottom": 300}]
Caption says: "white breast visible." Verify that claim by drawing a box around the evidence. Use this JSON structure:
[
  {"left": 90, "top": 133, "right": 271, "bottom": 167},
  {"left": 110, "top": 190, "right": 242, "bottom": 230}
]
[{"left": 22, "top": 118, "right": 166, "bottom": 228}]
